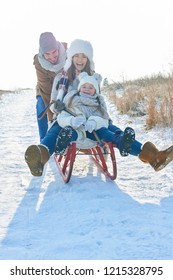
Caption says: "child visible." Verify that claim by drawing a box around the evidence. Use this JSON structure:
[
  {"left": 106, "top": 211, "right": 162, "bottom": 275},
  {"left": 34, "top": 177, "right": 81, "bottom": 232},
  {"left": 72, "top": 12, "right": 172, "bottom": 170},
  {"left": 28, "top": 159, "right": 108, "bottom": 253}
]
[
  {"left": 55, "top": 72, "right": 173, "bottom": 172},
  {"left": 25, "top": 39, "right": 101, "bottom": 176}
]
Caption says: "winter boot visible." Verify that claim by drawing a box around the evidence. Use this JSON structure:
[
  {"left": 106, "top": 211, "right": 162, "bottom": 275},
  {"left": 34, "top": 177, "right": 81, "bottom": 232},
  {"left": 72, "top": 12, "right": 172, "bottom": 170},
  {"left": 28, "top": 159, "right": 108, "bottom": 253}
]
[
  {"left": 55, "top": 126, "right": 76, "bottom": 155},
  {"left": 25, "top": 144, "right": 50, "bottom": 176},
  {"left": 139, "top": 141, "right": 173, "bottom": 171},
  {"left": 119, "top": 127, "right": 135, "bottom": 156}
]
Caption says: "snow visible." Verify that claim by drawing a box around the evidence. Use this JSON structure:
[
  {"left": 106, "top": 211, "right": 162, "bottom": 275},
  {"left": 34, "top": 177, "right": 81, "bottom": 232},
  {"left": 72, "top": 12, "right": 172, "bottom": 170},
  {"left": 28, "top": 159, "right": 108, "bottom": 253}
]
[{"left": 0, "top": 89, "right": 173, "bottom": 261}]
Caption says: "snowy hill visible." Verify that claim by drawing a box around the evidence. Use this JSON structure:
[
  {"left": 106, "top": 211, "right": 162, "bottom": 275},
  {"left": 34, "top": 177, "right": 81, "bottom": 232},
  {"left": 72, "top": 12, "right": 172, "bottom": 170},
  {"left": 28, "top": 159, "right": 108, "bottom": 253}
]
[{"left": 0, "top": 89, "right": 173, "bottom": 260}]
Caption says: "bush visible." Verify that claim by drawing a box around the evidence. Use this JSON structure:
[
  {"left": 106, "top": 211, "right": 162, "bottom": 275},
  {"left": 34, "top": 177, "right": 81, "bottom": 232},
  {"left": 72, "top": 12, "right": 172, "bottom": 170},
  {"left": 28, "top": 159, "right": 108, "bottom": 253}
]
[{"left": 103, "top": 73, "right": 173, "bottom": 128}]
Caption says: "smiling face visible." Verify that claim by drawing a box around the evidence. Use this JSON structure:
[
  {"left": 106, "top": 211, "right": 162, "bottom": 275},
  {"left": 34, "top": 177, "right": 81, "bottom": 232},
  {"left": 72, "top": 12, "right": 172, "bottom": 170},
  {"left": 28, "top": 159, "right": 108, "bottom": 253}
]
[
  {"left": 72, "top": 53, "right": 88, "bottom": 74},
  {"left": 44, "top": 49, "right": 59, "bottom": 64},
  {"left": 80, "top": 83, "right": 96, "bottom": 96}
]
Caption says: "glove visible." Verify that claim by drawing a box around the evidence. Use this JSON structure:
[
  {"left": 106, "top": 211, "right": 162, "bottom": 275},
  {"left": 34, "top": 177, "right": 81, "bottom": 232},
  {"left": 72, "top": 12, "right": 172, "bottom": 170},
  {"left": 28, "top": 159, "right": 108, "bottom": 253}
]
[
  {"left": 93, "top": 73, "right": 102, "bottom": 87},
  {"left": 85, "top": 120, "right": 96, "bottom": 133},
  {"left": 56, "top": 76, "right": 69, "bottom": 91},
  {"left": 50, "top": 100, "right": 65, "bottom": 114},
  {"left": 71, "top": 116, "right": 86, "bottom": 129},
  {"left": 55, "top": 100, "right": 65, "bottom": 112}
]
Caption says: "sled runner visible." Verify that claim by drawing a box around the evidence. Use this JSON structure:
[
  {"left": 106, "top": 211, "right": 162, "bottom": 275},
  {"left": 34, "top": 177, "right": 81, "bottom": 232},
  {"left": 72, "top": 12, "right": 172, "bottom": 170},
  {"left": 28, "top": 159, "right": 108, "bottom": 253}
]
[{"left": 54, "top": 142, "right": 117, "bottom": 183}]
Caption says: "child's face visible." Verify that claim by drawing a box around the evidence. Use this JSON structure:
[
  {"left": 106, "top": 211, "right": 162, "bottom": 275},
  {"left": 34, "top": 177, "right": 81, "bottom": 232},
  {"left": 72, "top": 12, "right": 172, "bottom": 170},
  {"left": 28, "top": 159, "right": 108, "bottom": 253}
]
[
  {"left": 72, "top": 53, "right": 88, "bottom": 72},
  {"left": 80, "top": 83, "right": 96, "bottom": 96},
  {"left": 44, "top": 49, "right": 59, "bottom": 64}
]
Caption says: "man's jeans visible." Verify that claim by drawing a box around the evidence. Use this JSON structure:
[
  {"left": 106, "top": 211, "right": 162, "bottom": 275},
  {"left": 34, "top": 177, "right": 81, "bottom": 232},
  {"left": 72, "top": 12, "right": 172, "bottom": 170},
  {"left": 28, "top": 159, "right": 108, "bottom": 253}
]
[{"left": 36, "top": 96, "right": 48, "bottom": 141}]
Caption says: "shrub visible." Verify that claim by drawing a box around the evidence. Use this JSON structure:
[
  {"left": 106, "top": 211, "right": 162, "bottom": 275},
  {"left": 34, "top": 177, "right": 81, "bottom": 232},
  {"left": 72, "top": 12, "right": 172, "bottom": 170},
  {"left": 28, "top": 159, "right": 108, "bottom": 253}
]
[{"left": 103, "top": 73, "right": 173, "bottom": 128}]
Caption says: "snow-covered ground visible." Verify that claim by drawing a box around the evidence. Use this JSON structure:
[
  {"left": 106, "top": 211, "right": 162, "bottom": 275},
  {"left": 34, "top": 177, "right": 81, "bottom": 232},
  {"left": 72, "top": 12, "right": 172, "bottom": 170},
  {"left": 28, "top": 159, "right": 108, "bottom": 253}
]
[{"left": 0, "top": 89, "right": 173, "bottom": 261}]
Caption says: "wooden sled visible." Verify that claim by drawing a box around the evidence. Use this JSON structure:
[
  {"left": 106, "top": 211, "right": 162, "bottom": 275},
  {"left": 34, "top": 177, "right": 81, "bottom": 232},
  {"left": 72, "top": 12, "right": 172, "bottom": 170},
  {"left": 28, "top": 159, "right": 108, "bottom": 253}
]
[{"left": 54, "top": 142, "right": 117, "bottom": 183}]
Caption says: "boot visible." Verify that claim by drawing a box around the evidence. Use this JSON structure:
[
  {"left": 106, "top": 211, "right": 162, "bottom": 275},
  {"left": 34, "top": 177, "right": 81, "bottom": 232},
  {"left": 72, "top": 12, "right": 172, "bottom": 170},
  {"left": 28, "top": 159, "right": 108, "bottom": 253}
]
[
  {"left": 139, "top": 141, "right": 173, "bottom": 171},
  {"left": 55, "top": 126, "right": 76, "bottom": 155},
  {"left": 25, "top": 144, "right": 50, "bottom": 176},
  {"left": 119, "top": 127, "right": 135, "bottom": 156}
]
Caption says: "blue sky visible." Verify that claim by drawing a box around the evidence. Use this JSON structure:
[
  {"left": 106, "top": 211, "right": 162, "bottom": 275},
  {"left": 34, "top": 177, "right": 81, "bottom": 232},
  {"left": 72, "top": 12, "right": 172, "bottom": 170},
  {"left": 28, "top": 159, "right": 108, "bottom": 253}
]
[{"left": 1, "top": 0, "right": 173, "bottom": 89}]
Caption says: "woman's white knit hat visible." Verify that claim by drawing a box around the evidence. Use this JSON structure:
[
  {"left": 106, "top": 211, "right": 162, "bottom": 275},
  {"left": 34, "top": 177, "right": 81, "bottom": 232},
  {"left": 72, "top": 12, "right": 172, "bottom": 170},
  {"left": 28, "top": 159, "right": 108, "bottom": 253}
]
[
  {"left": 64, "top": 39, "right": 95, "bottom": 72},
  {"left": 78, "top": 72, "right": 99, "bottom": 94}
]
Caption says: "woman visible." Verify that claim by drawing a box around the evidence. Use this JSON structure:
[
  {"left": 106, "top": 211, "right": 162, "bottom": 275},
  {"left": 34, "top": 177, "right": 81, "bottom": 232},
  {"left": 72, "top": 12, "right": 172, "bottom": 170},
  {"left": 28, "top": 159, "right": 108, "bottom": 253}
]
[{"left": 25, "top": 39, "right": 101, "bottom": 176}]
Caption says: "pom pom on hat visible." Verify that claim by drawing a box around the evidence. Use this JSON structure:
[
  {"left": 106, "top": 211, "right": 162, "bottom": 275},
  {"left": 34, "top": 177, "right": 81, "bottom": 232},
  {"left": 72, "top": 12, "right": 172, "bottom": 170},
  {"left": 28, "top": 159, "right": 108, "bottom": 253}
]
[
  {"left": 78, "top": 72, "right": 99, "bottom": 94},
  {"left": 64, "top": 39, "right": 95, "bottom": 72},
  {"left": 39, "top": 32, "right": 60, "bottom": 54}
]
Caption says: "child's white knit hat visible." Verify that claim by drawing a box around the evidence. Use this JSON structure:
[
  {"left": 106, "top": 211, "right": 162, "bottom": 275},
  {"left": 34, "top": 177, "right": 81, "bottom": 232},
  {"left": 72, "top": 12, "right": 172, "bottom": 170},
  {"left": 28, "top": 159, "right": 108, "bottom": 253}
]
[
  {"left": 64, "top": 39, "right": 95, "bottom": 72},
  {"left": 78, "top": 72, "right": 99, "bottom": 94}
]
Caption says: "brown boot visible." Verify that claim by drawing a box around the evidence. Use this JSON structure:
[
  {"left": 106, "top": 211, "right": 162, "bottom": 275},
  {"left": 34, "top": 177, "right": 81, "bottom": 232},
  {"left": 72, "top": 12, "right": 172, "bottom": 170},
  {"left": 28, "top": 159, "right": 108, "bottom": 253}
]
[
  {"left": 25, "top": 144, "right": 50, "bottom": 176},
  {"left": 139, "top": 141, "right": 173, "bottom": 171}
]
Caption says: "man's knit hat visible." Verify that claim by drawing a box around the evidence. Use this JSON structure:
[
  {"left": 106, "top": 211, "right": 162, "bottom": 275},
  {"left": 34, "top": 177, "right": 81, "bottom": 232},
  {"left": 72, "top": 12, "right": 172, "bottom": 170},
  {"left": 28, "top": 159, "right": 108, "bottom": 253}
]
[
  {"left": 39, "top": 32, "right": 60, "bottom": 54},
  {"left": 78, "top": 72, "right": 99, "bottom": 94},
  {"left": 64, "top": 39, "right": 95, "bottom": 72}
]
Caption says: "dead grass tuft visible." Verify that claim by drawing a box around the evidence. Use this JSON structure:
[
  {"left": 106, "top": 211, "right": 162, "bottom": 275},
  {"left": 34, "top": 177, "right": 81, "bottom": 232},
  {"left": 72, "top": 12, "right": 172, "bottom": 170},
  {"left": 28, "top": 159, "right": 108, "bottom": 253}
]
[{"left": 102, "top": 73, "right": 173, "bottom": 129}]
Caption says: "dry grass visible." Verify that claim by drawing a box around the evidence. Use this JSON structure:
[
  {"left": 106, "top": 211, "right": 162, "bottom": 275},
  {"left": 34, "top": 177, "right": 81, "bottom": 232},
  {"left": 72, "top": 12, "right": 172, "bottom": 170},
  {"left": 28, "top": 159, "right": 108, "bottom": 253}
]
[{"left": 103, "top": 73, "right": 173, "bottom": 129}]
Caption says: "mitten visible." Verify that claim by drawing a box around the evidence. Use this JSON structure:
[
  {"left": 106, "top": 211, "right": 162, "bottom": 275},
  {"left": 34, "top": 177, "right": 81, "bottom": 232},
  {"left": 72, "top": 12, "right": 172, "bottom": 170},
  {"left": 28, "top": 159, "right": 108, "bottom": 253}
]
[
  {"left": 85, "top": 120, "right": 96, "bottom": 133},
  {"left": 71, "top": 116, "right": 86, "bottom": 129}
]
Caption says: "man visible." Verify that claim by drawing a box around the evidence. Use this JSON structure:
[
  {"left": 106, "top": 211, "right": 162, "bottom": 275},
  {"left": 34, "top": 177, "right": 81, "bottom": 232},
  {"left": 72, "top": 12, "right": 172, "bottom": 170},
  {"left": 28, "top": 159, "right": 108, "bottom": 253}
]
[{"left": 33, "top": 32, "right": 67, "bottom": 140}]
